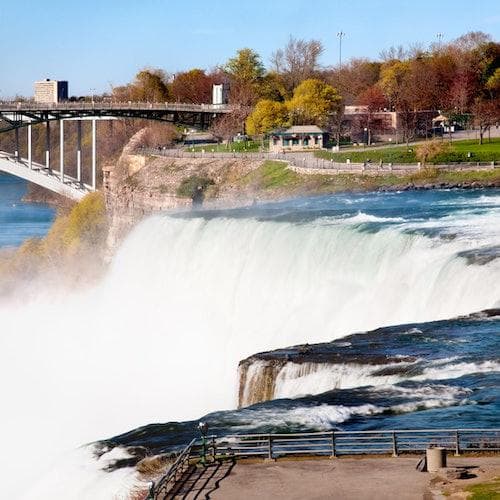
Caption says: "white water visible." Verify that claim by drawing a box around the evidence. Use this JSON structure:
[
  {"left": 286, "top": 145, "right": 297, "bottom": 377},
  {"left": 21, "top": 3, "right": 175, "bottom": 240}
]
[{"left": 1, "top": 209, "right": 500, "bottom": 498}]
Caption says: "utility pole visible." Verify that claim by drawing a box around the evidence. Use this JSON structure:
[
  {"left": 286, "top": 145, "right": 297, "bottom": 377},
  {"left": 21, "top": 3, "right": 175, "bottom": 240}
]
[
  {"left": 436, "top": 32, "right": 443, "bottom": 49},
  {"left": 337, "top": 31, "right": 345, "bottom": 67}
]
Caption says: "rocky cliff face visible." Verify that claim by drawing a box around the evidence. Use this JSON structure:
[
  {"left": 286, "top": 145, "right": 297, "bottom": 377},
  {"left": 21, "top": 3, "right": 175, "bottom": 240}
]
[{"left": 102, "top": 130, "right": 266, "bottom": 250}]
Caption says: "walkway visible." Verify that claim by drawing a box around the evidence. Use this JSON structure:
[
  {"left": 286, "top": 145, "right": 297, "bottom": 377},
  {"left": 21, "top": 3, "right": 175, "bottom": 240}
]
[{"left": 209, "top": 457, "right": 500, "bottom": 500}]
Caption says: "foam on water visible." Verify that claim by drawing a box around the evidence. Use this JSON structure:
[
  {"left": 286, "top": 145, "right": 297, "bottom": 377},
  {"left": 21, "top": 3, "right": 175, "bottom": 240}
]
[{"left": 0, "top": 191, "right": 499, "bottom": 497}]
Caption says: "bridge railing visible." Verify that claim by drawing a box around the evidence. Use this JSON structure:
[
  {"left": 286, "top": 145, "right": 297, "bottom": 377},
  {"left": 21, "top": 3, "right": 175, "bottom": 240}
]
[{"left": 0, "top": 101, "right": 233, "bottom": 113}]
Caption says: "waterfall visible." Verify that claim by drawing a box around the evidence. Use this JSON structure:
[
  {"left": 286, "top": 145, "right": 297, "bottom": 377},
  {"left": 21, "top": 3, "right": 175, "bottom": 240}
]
[{"left": 1, "top": 199, "right": 500, "bottom": 497}]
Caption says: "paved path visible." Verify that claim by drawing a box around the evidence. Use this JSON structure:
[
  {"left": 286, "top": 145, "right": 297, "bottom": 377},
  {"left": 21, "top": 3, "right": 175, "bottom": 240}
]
[{"left": 209, "top": 457, "right": 500, "bottom": 500}]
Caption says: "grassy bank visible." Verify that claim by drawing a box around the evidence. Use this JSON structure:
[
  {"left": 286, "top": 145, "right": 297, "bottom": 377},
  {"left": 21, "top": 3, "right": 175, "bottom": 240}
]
[
  {"left": 0, "top": 192, "right": 108, "bottom": 296},
  {"left": 315, "top": 138, "right": 500, "bottom": 164},
  {"left": 235, "top": 160, "right": 500, "bottom": 197},
  {"left": 186, "top": 140, "right": 266, "bottom": 153}
]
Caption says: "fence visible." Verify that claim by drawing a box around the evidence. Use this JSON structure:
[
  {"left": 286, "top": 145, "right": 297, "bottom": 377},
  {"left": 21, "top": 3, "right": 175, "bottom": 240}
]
[
  {"left": 209, "top": 429, "right": 500, "bottom": 459},
  {"left": 0, "top": 101, "right": 233, "bottom": 113},
  {"left": 142, "top": 148, "right": 499, "bottom": 175},
  {"left": 150, "top": 428, "right": 499, "bottom": 498}
]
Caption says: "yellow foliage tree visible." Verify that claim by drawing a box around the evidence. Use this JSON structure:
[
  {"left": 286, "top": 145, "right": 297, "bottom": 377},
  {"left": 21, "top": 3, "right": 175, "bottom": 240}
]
[
  {"left": 286, "top": 79, "right": 341, "bottom": 126},
  {"left": 246, "top": 100, "right": 289, "bottom": 135}
]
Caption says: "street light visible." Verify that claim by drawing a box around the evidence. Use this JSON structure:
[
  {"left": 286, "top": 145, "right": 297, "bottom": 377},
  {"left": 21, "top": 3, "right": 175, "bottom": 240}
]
[
  {"left": 198, "top": 421, "right": 209, "bottom": 466},
  {"left": 337, "top": 31, "right": 346, "bottom": 67}
]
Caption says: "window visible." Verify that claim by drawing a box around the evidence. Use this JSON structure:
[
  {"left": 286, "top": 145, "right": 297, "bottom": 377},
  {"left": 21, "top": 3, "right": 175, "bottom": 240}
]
[
  {"left": 303, "top": 138, "right": 309, "bottom": 146},
  {"left": 283, "top": 138, "right": 290, "bottom": 146},
  {"left": 292, "top": 138, "right": 299, "bottom": 145}
]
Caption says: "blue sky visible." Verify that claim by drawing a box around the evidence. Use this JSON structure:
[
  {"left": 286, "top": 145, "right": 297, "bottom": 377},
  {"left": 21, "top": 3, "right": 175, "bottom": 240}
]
[{"left": 1, "top": 0, "right": 499, "bottom": 97}]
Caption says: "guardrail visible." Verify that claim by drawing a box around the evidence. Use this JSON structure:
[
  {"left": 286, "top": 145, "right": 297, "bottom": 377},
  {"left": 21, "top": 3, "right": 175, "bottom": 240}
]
[
  {"left": 150, "top": 438, "right": 197, "bottom": 499},
  {"left": 142, "top": 147, "right": 499, "bottom": 174},
  {"left": 211, "top": 429, "right": 500, "bottom": 459},
  {"left": 0, "top": 101, "right": 233, "bottom": 113},
  {"left": 149, "top": 429, "right": 498, "bottom": 498}
]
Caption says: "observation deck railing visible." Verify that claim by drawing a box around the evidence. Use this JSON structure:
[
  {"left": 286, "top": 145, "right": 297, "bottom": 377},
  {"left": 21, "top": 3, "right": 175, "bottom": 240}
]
[{"left": 150, "top": 428, "right": 499, "bottom": 498}]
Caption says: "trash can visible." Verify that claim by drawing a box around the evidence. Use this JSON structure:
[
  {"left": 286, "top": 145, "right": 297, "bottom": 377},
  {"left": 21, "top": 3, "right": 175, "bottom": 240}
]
[{"left": 426, "top": 447, "right": 447, "bottom": 472}]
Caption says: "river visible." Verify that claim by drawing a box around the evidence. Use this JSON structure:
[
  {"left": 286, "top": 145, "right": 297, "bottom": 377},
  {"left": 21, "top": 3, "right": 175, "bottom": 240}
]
[
  {"left": 0, "top": 187, "right": 498, "bottom": 498},
  {"left": 0, "top": 173, "right": 55, "bottom": 247}
]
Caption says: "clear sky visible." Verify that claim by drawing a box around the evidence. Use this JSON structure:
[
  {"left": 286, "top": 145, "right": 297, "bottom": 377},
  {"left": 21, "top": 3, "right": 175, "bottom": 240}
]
[{"left": 1, "top": 0, "right": 499, "bottom": 97}]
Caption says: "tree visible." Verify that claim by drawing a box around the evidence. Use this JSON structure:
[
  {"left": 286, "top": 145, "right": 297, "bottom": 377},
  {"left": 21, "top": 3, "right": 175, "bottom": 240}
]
[
  {"left": 325, "top": 58, "right": 381, "bottom": 105},
  {"left": 246, "top": 100, "right": 289, "bottom": 136},
  {"left": 415, "top": 140, "right": 450, "bottom": 166},
  {"left": 271, "top": 36, "right": 324, "bottom": 93},
  {"left": 486, "top": 68, "right": 500, "bottom": 97},
  {"left": 356, "top": 85, "right": 388, "bottom": 144},
  {"left": 472, "top": 97, "right": 500, "bottom": 144},
  {"left": 287, "top": 79, "right": 341, "bottom": 127},
  {"left": 170, "top": 69, "right": 214, "bottom": 104},
  {"left": 113, "top": 68, "right": 170, "bottom": 102},
  {"left": 225, "top": 48, "right": 264, "bottom": 84}
]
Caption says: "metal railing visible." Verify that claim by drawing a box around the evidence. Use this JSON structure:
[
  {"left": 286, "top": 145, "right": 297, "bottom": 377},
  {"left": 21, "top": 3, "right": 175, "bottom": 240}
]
[
  {"left": 142, "top": 148, "right": 499, "bottom": 174},
  {"left": 150, "top": 438, "right": 197, "bottom": 499},
  {"left": 211, "top": 429, "right": 500, "bottom": 459},
  {"left": 0, "top": 101, "right": 233, "bottom": 113},
  {"left": 149, "top": 429, "right": 498, "bottom": 498}
]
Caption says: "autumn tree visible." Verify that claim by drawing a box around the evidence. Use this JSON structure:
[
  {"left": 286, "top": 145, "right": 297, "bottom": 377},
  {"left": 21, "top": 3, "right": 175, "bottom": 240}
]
[
  {"left": 472, "top": 97, "right": 500, "bottom": 144},
  {"left": 325, "top": 59, "right": 381, "bottom": 105},
  {"left": 113, "top": 68, "right": 170, "bottom": 102},
  {"left": 170, "top": 69, "right": 214, "bottom": 103},
  {"left": 271, "top": 37, "right": 324, "bottom": 93},
  {"left": 222, "top": 48, "right": 264, "bottom": 107},
  {"left": 226, "top": 48, "right": 265, "bottom": 84},
  {"left": 245, "top": 100, "right": 289, "bottom": 135},
  {"left": 287, "top": 79, "right": 341, "bottom": 127},
  {"left": 356, "top": 85, "right": 388, "bottom": 144}
]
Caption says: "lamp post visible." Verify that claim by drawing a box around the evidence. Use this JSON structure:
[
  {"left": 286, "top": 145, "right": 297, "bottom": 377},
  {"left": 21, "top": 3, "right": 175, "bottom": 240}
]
[
  {"left": 337, "top": 31, "right": 345, "bottom": 68},
  {"left": 436, "top": 33, "right": 443, "bottom": 49},
  {"left": 198, "top": 421, "right": 208, "bottom": 466}
]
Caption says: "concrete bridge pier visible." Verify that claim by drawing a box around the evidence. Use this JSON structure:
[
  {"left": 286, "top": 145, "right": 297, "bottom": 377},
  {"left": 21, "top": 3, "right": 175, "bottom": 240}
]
[
  {"left": 27, "top": 122, "right": 32, "bottom": 169},
  {"left": 91, "top": 118, "right": 96, "bottom": 190},
  {"left": 45, "top": 121, "right": 51, "bottom": 171},
  {"left": 15, "top": 128, "right": 19, "bottom": 159},
  {"left": 77, "top": 120, "right": 82, "bottom": 185},
  {"left": 60, "top": 120, "right": 64, "bottom": 182}
]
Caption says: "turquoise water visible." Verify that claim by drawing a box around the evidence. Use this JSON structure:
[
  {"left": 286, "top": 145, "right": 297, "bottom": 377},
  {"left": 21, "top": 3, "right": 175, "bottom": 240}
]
[{"left": 0, "top": 173, "right": 55, "bottom": 247}]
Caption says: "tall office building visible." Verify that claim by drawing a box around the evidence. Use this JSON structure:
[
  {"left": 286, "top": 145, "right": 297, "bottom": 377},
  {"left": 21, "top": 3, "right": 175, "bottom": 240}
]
[{"left": 34, "top": 79, "right": 69, "bottom": 103}]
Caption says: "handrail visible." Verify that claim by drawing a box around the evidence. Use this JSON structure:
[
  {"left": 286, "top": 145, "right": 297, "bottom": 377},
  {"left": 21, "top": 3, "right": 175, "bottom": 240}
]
[
  {"left": 150, "top": 428, "right": 499, "bottom": 497},
  {"left": 151, "top": 438, "right": 196, "bottom": 499},
  {"left": 141, "top": 147, "right": 498, "bottom": 173},
  {"left": 0, "top": 101, "right": 234, "bottom": 113}
]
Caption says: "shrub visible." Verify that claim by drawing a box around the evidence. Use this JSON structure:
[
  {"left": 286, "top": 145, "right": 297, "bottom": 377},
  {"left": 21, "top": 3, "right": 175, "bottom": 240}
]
[
  {"left": 176, "top": 175, "right": 215, "bottom": 198},
  {"left": 416, "top": 141, "right": 451, "bottom": 165}
]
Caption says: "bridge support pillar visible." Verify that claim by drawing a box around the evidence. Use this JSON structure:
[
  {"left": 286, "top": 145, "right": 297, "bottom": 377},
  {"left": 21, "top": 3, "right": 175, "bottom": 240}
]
[
  {"left": 45, "top": 121, "right": 51, "bottom": 171},
  {"left": 27, "top": 123, "right": 32, "bottom": 169},
  {"left": 77, "top": 120, "right": 82, "bottom": 184},
  {"left": 60, "top": 120, "right": 64, "bottom": 183},
  {"left": 91, "top": 119, "right": 96, "bottom": 190},
  {"left": 15, "top": 128, "right": 19, "bottom": 159}
]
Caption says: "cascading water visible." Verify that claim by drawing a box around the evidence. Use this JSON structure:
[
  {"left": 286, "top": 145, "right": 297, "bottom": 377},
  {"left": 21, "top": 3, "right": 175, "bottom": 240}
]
[{"left": 0, "top": 189, "right": 499, "bottom": 498}]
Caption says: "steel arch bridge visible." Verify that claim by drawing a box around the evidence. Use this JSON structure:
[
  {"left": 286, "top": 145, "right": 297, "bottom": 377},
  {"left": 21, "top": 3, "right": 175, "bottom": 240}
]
[{"left": 0, "top": 101, "right": 234, "bottom": 200}]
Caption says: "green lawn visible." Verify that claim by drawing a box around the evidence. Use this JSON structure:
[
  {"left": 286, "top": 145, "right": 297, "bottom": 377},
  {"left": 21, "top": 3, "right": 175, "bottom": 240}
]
[
  {"left": 186, "top": 140, "right": 266, "bottom": 153},
  {"left": 464, "top": 477, "right": 500, "bottom": 500},
  {"left": 315, "top": 138, "right": 500, "bottom": 164},
  {"left": 235, "top": 160, "right": 500, "bottom": 196}
]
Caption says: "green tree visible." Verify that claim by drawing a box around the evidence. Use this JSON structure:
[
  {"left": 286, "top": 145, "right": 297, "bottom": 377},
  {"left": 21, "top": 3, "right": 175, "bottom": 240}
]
[
  {"left": 225, "top": 48, "right": 264, "bottom": 84},
  {"left": 287, "top": 79, "right": 341, "bottom": 126},
  {"left": 246, "top": 100, "right": 289, "bottom": 135}
]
